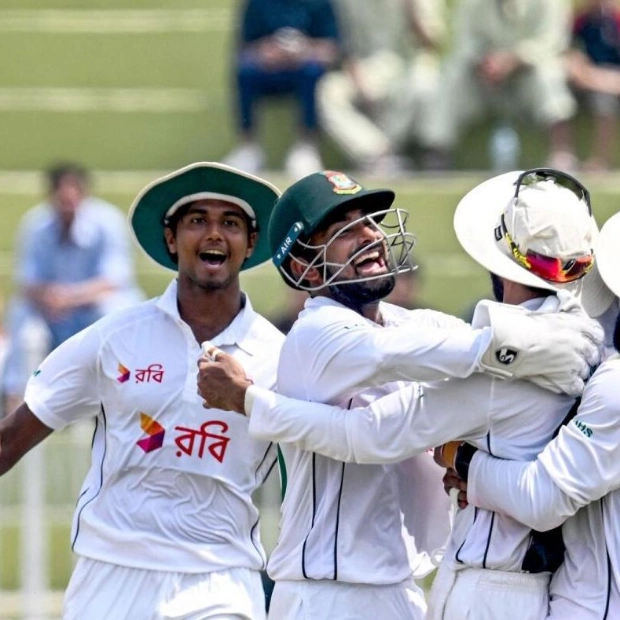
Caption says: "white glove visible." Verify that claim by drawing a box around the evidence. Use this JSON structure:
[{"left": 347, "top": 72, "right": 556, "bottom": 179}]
[{"left": 474, "top": 291, "right": 604, "bottom": 396}]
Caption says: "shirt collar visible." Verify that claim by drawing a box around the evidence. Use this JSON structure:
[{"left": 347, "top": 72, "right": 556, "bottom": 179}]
[{"left": 155, "top": 279, "right": 261, "bottom": 356}]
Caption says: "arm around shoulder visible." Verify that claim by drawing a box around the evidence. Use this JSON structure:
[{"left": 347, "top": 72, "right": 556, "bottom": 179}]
[{"left": 468, "top": 450, "right": 585, "bottom": 531}]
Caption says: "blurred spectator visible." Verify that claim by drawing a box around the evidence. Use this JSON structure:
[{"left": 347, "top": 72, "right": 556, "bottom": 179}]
[
  {"left": 568, "top": 0, "right": 620, "bottom": 171},
  {"left": 1, "top": 163, "right": 143, "bottom": 415},
  {"left": 419, "top": 0, "right": 577, "bottom": 171},
  {"left": 223, "top": 0, "right": 341, "bottom": 179},
  {"left": 318, "top": 0, "right": 446, "bottom": 175}
]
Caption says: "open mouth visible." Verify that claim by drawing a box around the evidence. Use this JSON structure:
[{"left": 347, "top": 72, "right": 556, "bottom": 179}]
[
  {"left": 352, "top": 249, "right": 387, "bottom": 275},
  {"left": 199, "top": 249, "right": 227, "bottom": 267}
]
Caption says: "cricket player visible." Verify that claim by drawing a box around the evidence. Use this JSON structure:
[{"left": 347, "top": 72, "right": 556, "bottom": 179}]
[
  {"left": 0, "top": 163, "right": 284, "bottom": 619},
  {"left": 440, "top": 210, "right": 620, "bottom": 618},
  {"left": 198, "top": 170, "right": 604, "bottom": 619}
]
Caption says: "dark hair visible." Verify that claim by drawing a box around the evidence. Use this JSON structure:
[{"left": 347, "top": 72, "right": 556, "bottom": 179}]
[
  {"left": 614, "top": 312, "right": 620, "bottom": 353},
  {"left": 46, "top": 162, "right": 90, "bottom": 192}
]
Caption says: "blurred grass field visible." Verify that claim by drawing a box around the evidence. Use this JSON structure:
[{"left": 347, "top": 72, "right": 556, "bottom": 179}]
[
  {"left": 1, "top": 0, "right": 620, "bottom": 616},
  {"left": 2, "top": 171, "right": 620, "bottom": 322}
]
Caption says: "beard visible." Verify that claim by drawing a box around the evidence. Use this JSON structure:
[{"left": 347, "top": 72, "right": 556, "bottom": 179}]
[
  {"left": 490, "top": 273, "right": 504, "bottom": 302},
  {"left": 328, "top": 273, "right": 396, "bottom": 311}
]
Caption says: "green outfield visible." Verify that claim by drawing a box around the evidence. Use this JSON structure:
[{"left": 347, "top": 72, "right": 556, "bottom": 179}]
[{"left": 1, "top": 1, "right": 620, "bottom": 615}]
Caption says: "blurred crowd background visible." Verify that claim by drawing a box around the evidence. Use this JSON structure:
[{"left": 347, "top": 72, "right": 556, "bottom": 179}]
[{"left": 2, "top": 0, "right": 620, "bottom": 616}]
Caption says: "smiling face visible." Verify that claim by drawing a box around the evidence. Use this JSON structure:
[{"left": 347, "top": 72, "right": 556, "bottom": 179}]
[
  {"left": 164, "top": 199, "right": 256, "bottom": 292},
  {"left": 313, "top": 208, "right": 390, "bottom": 280},
  {"left": 301, "top": 207, "right": 397, "bottom": 306}
]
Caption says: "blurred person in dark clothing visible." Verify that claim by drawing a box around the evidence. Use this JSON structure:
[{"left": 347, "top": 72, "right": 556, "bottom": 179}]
[
  {"left": 223, "top": 0, "right": 341, "bottom": 180},
  {"left": 569, "top": 0, "right": 620, "bottom": 171}
]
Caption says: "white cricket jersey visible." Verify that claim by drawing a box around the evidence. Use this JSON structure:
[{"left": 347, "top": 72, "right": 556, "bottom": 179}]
[
  {"left": 468, "top": 356, "right": 620, "bottom": 618},
  {"left": 252, "top": 297, "right": 576, "bottom": 579},
  {"left": 24, "top": 279, "right": 284, "bottom": 573},
  {"left": 265, "top": 295, "right": 507, "bottom": 585}
]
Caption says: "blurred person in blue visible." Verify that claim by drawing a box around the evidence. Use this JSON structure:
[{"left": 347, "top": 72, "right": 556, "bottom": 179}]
[
  {"left": 1, "top": 162, "right": 143, "bottom": 414},
  {"left": 568, "top": 0, "right": 620, "bottom": 171},
  {"left": 318, "top": 0, "right": 446, "bottom": 175},
  {"left": 223, "top": 0, "right": 341, "bottom": 180},
  {"left": 419, "top": 0, "right": 578, "bottom": 172}
]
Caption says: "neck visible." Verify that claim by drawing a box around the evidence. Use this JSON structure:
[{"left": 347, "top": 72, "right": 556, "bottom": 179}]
[
  {"left": 313, "top": 287, "right": 384, "bottom": 324},
  {"left": 502, "top": 280, "right": 546, "bottom": 305},
  {"left": 360, "top": 301, "right": 383, "bottom": 324},
  {"left": 323, "top": 276, "right": 394, "bottom": 324},
  {"left": 176, "top": 278, "right": 243, "bottom": 343}
]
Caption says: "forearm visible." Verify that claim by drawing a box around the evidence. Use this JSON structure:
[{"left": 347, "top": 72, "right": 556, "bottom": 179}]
[
  {"left": 306, "top": 39, "right": 339, "bottom": 64},
  {"left": 64, "top": 278, "right": 117, "bottom": 306},
  {"left": 403, "top": 0, "right": 441, "bottom": 50},
  {"left": 0, "top": 404, "right": 53, "bottom": 476},
  {"left": 330, "top": 323, "right": 493, "bottom": 387},
  {"left": 468, "top": 452, "right": 584, "bottom": 530},
  {"left": 24, "top": 278, "right": 116, "bottom": 310},
  {"left": 246, "top": 382, "right": 478, "bottom": 464},
  {"left": 247, "top": 386, "right": 361, "bottom": 461}
]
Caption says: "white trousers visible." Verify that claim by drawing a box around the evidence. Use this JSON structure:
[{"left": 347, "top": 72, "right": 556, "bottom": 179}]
[
  {"left": 317, "top": 50, "right": 440, "bottom": 165},
  {"left": 268, "top": 577, "right": 426, "bottom": 620},
  {"left": 63, "top": 557, "right": 267, "bottom": 620},
  {"left": 427, "top": 563, "right": 550, "bottom": 620}
]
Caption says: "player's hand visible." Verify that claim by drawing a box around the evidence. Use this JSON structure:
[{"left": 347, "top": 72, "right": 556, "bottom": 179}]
[
  {"left": 433, "top": 441, "right": 463, "bottom": 469},
  {"left": 476, "top": 291, "right": 603, "bottom": 396},
  {"left": 443, "top": 468, "right": 469, "bottom": 509},
  {"left": 197, "top": 342, "right": 253, "bottom": 414}
]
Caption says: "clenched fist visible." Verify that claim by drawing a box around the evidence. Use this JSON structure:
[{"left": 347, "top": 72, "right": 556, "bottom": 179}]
[{"left": 197, "top": 342, "right": 253, "bottom": 414}]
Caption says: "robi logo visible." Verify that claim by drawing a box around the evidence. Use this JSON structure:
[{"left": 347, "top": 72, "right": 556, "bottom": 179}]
[
  {"left": 137, "top": 413, "right": 165, "bottom": 453},
  {"left": 117, "top": 363, "right": 131, "bottom": 383},
  {"left": 495, "top": 348, "right": 518, "bottom": 365}
]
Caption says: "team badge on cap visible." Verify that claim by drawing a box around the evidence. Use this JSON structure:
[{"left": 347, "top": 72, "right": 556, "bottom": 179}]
[{"left": 322, "top": 171, "right": 362, "bottom": 195}]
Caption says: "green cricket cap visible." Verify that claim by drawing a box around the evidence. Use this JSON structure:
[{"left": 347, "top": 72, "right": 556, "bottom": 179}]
[{"left": 269, "top": 171, "right": 395, "bottom": 267}]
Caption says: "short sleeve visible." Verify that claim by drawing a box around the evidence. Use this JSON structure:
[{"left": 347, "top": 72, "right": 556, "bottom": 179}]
[{"left": 24, "top": 323, "right": 103, "bottom": 430}]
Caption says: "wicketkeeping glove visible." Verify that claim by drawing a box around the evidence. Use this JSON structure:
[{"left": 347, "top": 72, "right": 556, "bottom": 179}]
[{"left": 474, "top": 291, "right": 603, "bottom": 396}]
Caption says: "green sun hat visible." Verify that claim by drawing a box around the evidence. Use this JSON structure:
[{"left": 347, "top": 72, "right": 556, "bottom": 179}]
[{"left": 129, "top": 162, "right": 281, "bottom": 272}]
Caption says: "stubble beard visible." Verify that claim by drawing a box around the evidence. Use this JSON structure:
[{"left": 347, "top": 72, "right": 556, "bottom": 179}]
[
  {"left": 327, "top": 271, "right": 396, "bottom": 311},
  {"left": 190, "top": 269, "right": 238, "bottom": 293}
]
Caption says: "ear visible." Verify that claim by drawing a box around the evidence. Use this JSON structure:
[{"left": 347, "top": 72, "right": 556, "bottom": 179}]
[
  {"left": 290, "top": 256, "right": 322, "bottom": 286},
  {"left": 164, "top": 227, "right": 177, "bottom": 256},
  {"left": 245, "top": 230, "right": 258, "bottom": 259}
]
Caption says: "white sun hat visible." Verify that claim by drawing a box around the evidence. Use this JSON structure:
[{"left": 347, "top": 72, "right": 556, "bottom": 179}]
[
  {"left": 597, "top": 211, "right": 620, "bottom": 299},
  {"left": 454, "top": 169, "right": 616, "bottom": 317}
]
